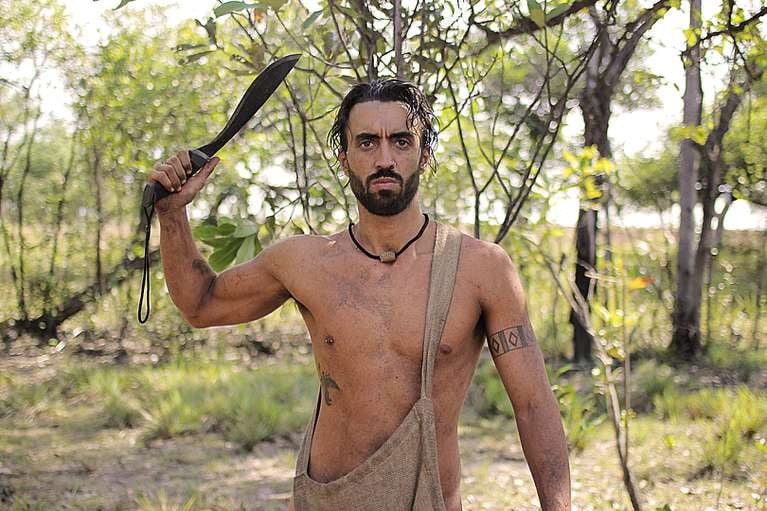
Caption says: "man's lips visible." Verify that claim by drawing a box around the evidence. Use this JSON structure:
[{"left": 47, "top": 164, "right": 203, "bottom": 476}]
[{"left": 369, "top": 177, "right": 400, "bottom": 188}]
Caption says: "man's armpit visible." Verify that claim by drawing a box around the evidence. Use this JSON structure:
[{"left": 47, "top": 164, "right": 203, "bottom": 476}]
[{"left": 487, "top": 323, "right": 536, "bottom": 359}]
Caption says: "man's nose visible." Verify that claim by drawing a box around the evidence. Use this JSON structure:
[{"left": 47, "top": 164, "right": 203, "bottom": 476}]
[{"left": 374, "top": 141, "right": 396, "bottom": 170}]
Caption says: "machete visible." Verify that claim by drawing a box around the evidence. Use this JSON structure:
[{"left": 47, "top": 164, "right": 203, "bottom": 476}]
[{"left": 138, "top": 53, "right": 301, "bottom": 323}]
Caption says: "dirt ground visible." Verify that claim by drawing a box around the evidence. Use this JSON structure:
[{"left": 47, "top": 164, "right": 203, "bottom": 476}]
[
  {"left": 0, "top": 352, "right": 763, "bottom": 510},
  {"left": 2, "top": 410, "right": 762, "bottom": 510}
]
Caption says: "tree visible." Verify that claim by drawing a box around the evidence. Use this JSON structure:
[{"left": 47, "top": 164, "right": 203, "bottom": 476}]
[
  {"left": 670, "top": 0, "right": 767, "bottom": 358},
  {"left": 568, "top": 0, "right": 674, "bottom": 366}
]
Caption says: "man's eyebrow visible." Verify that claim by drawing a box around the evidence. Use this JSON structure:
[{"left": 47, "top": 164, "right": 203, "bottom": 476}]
[{"left": 354, "top": 131, "right": 415, "bottom": 140}]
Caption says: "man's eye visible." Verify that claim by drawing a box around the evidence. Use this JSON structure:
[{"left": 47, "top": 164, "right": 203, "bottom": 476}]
[
  {"left": 360, "top": 140, "right": 373, "bottom": 148},
  {"left": 396, "top": 139, "right": 411, "bottom": 147}
]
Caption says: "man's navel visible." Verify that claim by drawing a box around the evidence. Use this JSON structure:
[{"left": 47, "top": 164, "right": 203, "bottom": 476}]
[{"left": 439, "top": 343, "right": 452, "bottom": 355}]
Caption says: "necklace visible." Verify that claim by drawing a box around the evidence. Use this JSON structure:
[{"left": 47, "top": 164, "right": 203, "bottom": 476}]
[{"left": 348, "top": 213, "right": 430, "bottom": 263}]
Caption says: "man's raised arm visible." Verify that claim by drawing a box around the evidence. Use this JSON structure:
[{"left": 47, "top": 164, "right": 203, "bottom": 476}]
[
  {"left": 150, "top": 150, "right": 292, "bottom": 328},
  {"left": 477, "top": 243, "right": 571, "bottom": 510}
]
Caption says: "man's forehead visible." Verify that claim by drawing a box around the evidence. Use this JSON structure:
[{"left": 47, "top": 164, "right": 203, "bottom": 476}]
[{"left": 346, "top": 100, "right": 420, "bottom": 135}]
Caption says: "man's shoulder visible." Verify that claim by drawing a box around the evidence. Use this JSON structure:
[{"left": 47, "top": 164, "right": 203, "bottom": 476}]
[
  {"left": 454, "top": 230, "right": 512, "bottom": 270},
  {"left": 266, "top": 231, "right": 344, "bottom": 259}
]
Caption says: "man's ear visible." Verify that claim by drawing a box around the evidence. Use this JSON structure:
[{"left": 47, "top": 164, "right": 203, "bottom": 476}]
[
  {"left": 419, "top": 146, "right": 431, "bottom": 173},
  {"left": 338, "top": 151, "right": 349, "bottom": 177}
]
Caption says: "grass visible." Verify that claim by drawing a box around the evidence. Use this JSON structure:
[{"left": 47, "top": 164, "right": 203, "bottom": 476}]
[
  {"left": 1, "top": 355, "right": 316, "bottom": 450},
  {"left": 2, "top": 352, "right": 766, "bottom": 510}
]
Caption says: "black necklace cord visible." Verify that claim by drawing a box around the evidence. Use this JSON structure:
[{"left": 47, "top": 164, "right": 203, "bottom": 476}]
[
  {"left": 137, "top": 198, "right": 155, "bottom": 323},
  {"left": 348, "top": 213, "right": 429, "bottom": 262}
]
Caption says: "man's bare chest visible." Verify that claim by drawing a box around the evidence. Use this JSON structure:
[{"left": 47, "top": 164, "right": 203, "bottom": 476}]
[{"left": 289, "top": 248, "right": 482, "bottom": 368}]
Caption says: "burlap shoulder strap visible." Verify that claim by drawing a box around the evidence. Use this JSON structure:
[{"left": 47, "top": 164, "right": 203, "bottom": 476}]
[{"left": 420, "top": 222, "right": 462, "bottom": 399}]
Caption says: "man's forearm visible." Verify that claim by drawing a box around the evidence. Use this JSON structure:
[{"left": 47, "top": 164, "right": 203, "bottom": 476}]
[
  {"left": 157, "top": 207, "right": 216, "bottom": 321},
  {"left": 516, "top": 396, "right": 571, "bottom": 510}
]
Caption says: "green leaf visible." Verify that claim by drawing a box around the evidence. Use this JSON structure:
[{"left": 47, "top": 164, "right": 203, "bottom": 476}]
[
  {"left": 527, "top": 0, "right": 545, "bottom": 27},
  {"left": 113, "top": 0, "right": 137, "bottom": 9},
  {"left": 606, "top": 345, "right": 624, "bottom": 361},
  {"left": 234, "top": 235, "right": 259, "bottom": 264},
  {"left": 209, "top": 238, "right": 243, "bottom": 271},
  {"left": 213, "top": 2, "right": 266, "bottom": 18},
  {"left": 338, "top": 75, "right": 359, "bottom": 84},
  {"left": 262, "top": 0, "right": 288, "bottom": 10},
  {"left": 174, "top": 43, "right": 208, "bottom": 52},
  {"left": 200, "top": 237, "right": 231, "bottom": 249},
  {"left": 592, "top": 303, "right": 610, "bottom": 322},
  {"left": 303, "top": 10, "right": 323, "bottom": 30},
  {"left": 192, "top": 224, "right": 219, "bottom": 240},
  {"left": 233, "top": 222, "right": 259, "bottom": 238},
  {"left": 181, "top": 50, "right": 215, "bottom": 64},
  {"left": 216, "top": 218, "right": 237, "bottom": 235},
  {"left": 527, "top": 0, "right": 542, "bottom": 12},
  {"left": 546, "top": 3, "right": 570, "bottom": 20}
]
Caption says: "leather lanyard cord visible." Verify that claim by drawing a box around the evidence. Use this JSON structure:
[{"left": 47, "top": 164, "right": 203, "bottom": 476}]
[{"left": 137, "top": 202, "right": 154, "bottom": 323}]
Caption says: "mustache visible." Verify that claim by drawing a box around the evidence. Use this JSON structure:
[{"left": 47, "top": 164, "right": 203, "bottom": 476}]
[{"left": 366, "top": 169, "right": 402, "bottom": 186}]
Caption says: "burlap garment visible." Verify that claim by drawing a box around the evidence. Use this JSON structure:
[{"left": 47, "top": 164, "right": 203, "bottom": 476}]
[{"left": 292, "top": 222, "right": 463, "bottom": 511}]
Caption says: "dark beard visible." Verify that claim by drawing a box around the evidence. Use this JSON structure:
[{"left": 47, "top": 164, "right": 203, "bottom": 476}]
[{"left": 348, "top": 167, "right": 420, "bottom": 216}]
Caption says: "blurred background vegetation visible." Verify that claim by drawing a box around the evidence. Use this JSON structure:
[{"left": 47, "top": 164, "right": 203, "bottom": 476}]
[{"left": 1, "top": 0, "right": 766, "bottom": 509}]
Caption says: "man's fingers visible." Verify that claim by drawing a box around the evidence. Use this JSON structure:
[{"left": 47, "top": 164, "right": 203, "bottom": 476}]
[
  {"left": 161, "top": 163, "right": 183, "bottom": 190},
  {"left": 168, "top": 156, "right": 187, "bottom": 185},
  {"left": 178, "top": 150, "right": 192, "bottom": 173},
  {"left": 148, "top": 168, "right": 175, "bottom": 192}
]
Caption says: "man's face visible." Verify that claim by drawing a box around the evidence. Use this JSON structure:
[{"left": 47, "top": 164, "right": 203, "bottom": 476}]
[{"left": 338, "top": 101, "right": 430, "bottom": 216}]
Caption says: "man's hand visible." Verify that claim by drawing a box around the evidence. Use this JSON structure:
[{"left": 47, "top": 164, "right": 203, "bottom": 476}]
[{"left": 147, "top": 149, "right": 220, "bottom": 214}]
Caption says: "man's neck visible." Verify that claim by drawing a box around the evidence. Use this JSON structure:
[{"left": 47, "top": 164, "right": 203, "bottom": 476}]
[{"left": 353, "top": 201, "right": 426, "bottom": 255}]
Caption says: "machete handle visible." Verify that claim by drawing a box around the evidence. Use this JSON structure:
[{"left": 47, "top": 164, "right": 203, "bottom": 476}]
[{"left": 141, "top": 148, "right": 211, "bottom": 207}]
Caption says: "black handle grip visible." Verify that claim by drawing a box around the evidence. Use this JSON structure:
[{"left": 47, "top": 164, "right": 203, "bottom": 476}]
[{"left": 142, "top": 149, "right": 211, "bottom": 206}]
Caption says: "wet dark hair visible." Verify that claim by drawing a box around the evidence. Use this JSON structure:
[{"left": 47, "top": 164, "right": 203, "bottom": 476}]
[{"left": 328, "top": 79, "right": 438, "bottom": 167}]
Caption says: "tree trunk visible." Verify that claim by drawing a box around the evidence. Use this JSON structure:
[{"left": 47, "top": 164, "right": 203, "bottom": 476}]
[
  {"left": 571, "top": 206, "right": 597, "bottom": 362},
  {"left": 393, "top": 0, "right": 403, "bottom": 78},
  {"left": 572, "top": 81, "right": 612, "bottom": 363},
  {"left": 93, "top": 146, "right": 105, "bottom": 294},
  {"left": 670, "top": 0, "right": 703, "bottom": 359},
  {"left": 754, "top": 225, "right": 766, "bottom": 350}
]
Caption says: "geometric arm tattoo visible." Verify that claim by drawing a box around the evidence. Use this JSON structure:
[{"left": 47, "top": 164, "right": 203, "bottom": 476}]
[{"left": 487, "top": 323, "right": 537, "bottom": 359}]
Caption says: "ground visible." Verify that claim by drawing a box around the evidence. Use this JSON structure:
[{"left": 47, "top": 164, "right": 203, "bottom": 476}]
[
  {"left": 1, "top": 404, "right": 762, "bottom": 510},
  {"left": 0, "top": 347, "right": 764, "bottom": 510}
]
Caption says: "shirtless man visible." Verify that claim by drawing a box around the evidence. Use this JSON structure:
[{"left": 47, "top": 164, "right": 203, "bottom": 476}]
[{"left": 149, "top": 79, "right": 570, "bottom": 510}]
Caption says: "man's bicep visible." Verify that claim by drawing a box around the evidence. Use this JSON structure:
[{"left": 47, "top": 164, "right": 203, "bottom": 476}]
[
  {"left": 193, "top": 239, "right": 294, "bottom": 326},
  {"left": 479, "top": 244, "right": 535, "bottom": 357},
  {"left": 479, "top": 245, "right": 549, "bottom": 411}
]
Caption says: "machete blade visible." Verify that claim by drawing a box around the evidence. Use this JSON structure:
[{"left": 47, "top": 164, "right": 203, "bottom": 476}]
[
  {"left": 137, "top": 53, "right": 301, "bottom": 323},
  {"left": 147, "top": 53, "right": 300, "bottom": 204}
]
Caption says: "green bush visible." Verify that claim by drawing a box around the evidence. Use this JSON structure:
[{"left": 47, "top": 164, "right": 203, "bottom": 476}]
[
  {"left": 471, "top": 359, "right": 515, "bottom": 419},
  {"left": 87, "top": 369, "right": 142, "bottom": 428},
  {"left": 693, "top": 386, "right": 767, "bottom": 476},
  {"left": 220, "top": 364, "right": 315, "bottom": 450},
  {"left": 705, "top": 343, "right": 766, "bottom": 381},
  {"left": 134, "top": 490, "right": 198, "bottom": 511},
  {"left": 470, "top": 360, "right": 605, "bottom": 452},
  {"left": 632, "top": 360, "right": 675, "bottom": 411},
  {"left": 34, "top": 356, "right": 319, "bottom": 449}
]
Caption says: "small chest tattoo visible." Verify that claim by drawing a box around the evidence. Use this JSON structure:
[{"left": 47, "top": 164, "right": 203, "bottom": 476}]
[{"left": 319, "top": 364, "right": 341, "bottom": 405}]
